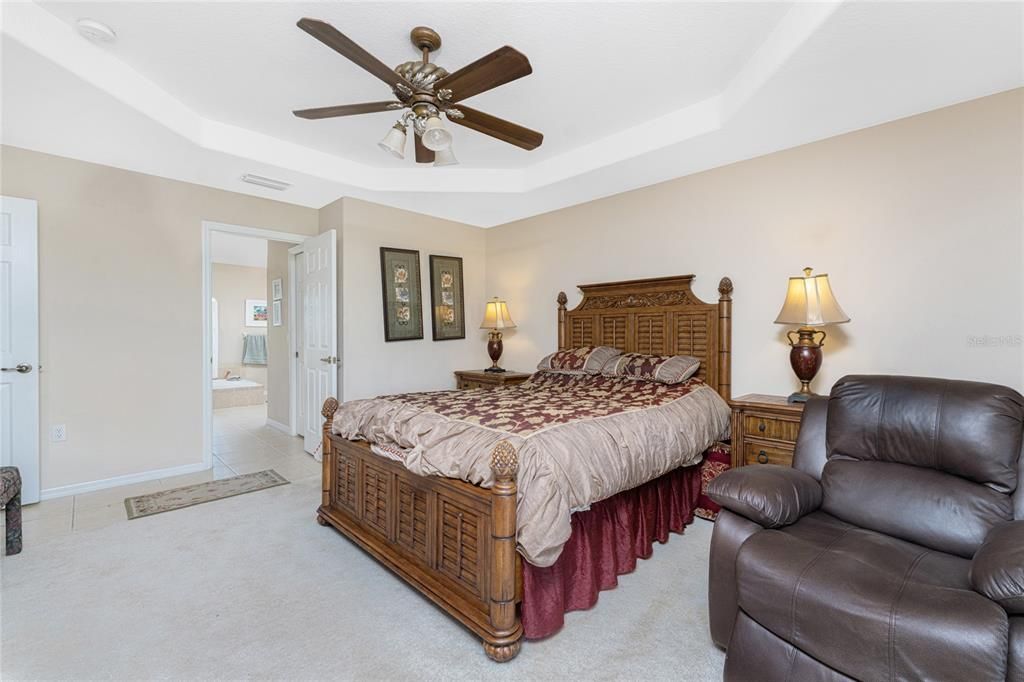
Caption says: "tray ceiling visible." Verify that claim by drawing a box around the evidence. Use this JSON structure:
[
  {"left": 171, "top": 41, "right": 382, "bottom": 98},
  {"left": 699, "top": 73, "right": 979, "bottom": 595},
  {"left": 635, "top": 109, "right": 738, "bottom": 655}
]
[{"left": 2, "top": 1, "right": 1021, "bottom": 226}]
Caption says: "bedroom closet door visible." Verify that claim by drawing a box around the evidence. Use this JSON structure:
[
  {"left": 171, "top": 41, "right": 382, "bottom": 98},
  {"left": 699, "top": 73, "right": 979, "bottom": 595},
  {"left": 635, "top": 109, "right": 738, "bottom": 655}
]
[
  {"left": 1, "top": 196, "right": 40, "bottom": 503},
  {"left": 300, "top": 229, "right": 337, "bottom": 457}
]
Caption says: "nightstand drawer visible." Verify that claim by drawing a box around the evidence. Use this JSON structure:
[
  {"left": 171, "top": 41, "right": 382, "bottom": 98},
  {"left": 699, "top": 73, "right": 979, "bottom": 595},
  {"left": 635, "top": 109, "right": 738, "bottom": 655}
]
[
  {"left": 743, "top": 415, "right": 800, "bottom": 443},
  {"left": 454, "top": 370, "right": 531, "bottom": 391},
  {"left": 743, "top": 440, "right": 794, "bottom": 467},
  {"left": 730, "top": 394, "right": 805, "bottom": 469}
]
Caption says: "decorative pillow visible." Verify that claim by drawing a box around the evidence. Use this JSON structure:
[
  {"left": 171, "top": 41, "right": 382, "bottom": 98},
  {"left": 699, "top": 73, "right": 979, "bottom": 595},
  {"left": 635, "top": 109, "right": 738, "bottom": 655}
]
[
  {"left": 536, "top": 346, "right": 621, "bottom": 375},
  {"left": 601, "top": 352, "right": 700, "bottom": 384}
]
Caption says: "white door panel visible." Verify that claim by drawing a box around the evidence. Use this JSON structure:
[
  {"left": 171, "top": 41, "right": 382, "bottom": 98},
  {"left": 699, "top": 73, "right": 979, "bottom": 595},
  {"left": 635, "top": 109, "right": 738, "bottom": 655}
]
[
  {"left": 0, "top": 196, "right": 40, "bottom": 503},
  {"left": 300, "top": 230, "right": 336, "bottom": 457}
]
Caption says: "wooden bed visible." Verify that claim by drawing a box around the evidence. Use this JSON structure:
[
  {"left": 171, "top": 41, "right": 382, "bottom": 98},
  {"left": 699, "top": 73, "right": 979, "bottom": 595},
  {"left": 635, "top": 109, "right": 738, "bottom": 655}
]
[{"left": 317, "top": 274, "right": 733, "bottom": 661}]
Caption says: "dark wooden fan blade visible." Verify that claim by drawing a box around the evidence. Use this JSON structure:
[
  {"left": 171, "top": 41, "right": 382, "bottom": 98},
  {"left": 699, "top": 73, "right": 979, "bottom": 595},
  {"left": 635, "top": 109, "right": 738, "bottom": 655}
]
[
  {"left": 414, "top": 135, "right": 435, "bottom": 164},
  {"left": 433, "top": 46, "right": 532, "bottom": 103},
  {"left": 448, "top": 105, "right": 543, "bottom": 150},
  {"left": 293, "top": 101, "right": 402, "bottom": 119},
  {"left": 297, "top": 18, "right": 415, "bottom": 94}
]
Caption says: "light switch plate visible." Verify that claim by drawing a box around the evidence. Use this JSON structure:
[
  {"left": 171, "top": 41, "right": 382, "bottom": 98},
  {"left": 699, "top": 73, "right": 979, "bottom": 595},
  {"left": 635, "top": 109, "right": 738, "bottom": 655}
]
[{"left": 50, "top": 424, "right": 67, "bottom": 442}]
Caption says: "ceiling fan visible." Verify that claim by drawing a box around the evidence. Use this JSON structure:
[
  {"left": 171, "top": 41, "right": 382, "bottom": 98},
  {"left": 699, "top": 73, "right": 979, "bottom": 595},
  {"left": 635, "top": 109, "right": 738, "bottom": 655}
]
[{"left": 292, "top": 18, "right": 543, "bottom": 167}]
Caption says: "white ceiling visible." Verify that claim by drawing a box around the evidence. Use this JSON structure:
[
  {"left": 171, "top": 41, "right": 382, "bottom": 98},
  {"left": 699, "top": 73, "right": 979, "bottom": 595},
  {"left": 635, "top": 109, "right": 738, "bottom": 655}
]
[
  {"left": 210, "top": 232, "right": 268, "bottom": 269},
  {"left": 2, "top": 1, "right": 1021, "bottom": 227}
]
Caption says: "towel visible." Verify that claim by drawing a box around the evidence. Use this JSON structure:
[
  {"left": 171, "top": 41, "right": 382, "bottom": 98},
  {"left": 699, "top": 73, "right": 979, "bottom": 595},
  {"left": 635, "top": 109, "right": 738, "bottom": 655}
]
[{"left": 242, "top": 334, "right": 267, "bottom": 366}]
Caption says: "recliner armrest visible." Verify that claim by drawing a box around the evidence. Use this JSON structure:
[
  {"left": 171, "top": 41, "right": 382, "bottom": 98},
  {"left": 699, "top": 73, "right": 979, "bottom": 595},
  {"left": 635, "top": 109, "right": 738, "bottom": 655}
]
[
  {"left": 707, "top": 464, "right": 822, "bottom": 528},
  {"left": 970, "top": 520, "right": 1024, "bottom": 614}
]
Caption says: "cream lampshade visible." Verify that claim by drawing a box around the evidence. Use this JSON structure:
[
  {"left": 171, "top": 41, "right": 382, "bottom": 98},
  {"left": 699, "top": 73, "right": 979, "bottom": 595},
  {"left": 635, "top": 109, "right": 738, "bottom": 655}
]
[
  {"left": 774, "top": 268, "right": 850, "bottom": 402},
  {"left": 480, "top": 298, "right": 516, "bottom": 372}
]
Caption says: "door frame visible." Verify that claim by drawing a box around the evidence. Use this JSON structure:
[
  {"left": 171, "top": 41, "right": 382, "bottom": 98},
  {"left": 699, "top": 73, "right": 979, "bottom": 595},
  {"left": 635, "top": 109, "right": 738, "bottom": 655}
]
[
  {"left": 201, "top": 221, "right": 308, "bottom": 470},
  {"left": 287, "top": 244, "right": 303, "bottom": 443}
]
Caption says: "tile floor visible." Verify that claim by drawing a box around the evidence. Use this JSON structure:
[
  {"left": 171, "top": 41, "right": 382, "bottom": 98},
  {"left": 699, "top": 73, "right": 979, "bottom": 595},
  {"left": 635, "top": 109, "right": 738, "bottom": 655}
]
[{"left": 15, "top": 405, "right": 319, "bottom": 545}]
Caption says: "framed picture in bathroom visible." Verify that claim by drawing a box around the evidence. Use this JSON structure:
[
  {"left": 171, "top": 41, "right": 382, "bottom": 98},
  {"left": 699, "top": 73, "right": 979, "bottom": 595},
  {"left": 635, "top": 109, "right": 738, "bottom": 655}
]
[
  {"left": 245, "top": 299, "right": 268, "bottom": 327},
  {"left": 271, "top": 278, "right": 283, "bottom": 301},
  {"left": 271, "top": 300, "right": 282, "bottom": 327}
]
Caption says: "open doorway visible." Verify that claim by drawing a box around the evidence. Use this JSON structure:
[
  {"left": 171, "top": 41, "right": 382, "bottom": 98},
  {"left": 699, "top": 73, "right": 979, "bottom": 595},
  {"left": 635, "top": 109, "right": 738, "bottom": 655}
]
[
  {"left": 201, "top": 222, "right": 337, "bottom": 476},
  {"left": 210, "top": 231, "right": 271, "bottom": 412}
]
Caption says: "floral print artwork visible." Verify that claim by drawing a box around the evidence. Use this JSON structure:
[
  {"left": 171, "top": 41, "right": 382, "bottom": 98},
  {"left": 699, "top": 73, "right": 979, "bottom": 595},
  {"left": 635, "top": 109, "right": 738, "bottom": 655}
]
[
  {"left": 381, "top": 248, "right": 423, "bottom": 341},
  {"left": 429, "top": 257, "right": 465, "bottom": 340}
]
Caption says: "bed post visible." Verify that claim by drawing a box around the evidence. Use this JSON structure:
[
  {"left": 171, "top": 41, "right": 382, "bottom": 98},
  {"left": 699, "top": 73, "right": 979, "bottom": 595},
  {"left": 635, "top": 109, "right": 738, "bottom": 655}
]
[
  {"left": 557, "top": 291, "right": 568, "bottom": 351},
  {"left": 717, "top": 278, "right": 733, "bottom": 401},
  {"left": 484, "top": 440, "right": 523, "bottom": 662},
  {"left": 317, "top": 397, "right": 339, "bottom": 525}
]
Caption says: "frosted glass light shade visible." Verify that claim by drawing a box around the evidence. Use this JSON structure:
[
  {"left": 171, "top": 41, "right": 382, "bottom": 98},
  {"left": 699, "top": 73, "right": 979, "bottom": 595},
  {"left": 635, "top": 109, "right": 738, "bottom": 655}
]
[
  {"left": 378, "top": 124, "right": 407, "bottom": 159},
  {"left": 774, "top": 268, "right": 850, "bottom": 326},
  {"left": 480, "top": 298, "right": 516, "bottom": 330},
  {"left": 422, "top": 116, "right": 452, "bottom": 151},
  {"left": 433, "top": 146, "right": 458, "bottom": 167}
]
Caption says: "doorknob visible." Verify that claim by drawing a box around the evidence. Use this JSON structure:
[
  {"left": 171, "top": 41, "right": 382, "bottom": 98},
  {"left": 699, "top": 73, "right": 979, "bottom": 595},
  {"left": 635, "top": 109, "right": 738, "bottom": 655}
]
[
  {"left": 1, "top": 363, "right": 32, "bottom": 374},
  {"left": 319, "top": 356, "right": 338, "bottom": 365}
]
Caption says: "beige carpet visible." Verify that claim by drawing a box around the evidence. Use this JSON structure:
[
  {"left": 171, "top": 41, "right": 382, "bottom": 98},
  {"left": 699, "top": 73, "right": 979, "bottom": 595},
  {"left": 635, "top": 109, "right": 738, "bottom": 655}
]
[{"left": 2, "top": 475, "right": 725, "bottom": 680}]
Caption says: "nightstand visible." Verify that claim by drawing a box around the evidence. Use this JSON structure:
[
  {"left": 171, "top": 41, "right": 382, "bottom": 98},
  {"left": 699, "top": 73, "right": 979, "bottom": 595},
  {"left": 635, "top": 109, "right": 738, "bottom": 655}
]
[
  {"left": 454, "top": 370, "right": 532, "bottom": 390},
  {"left": 730, "top": 394, "right": 805, "bottom": 468}
]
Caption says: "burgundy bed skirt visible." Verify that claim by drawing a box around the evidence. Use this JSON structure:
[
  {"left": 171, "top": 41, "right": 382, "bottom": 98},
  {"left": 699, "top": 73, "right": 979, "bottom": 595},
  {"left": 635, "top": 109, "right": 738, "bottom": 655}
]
[{"left": 520, "top": 460, "right": 705, "bottom": 640}]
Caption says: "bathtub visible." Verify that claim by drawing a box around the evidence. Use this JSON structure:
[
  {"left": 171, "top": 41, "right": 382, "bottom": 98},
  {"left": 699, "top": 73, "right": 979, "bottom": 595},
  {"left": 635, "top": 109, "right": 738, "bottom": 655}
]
[{"left": 212, "top": 378, "right": 266, "bottom": 408}]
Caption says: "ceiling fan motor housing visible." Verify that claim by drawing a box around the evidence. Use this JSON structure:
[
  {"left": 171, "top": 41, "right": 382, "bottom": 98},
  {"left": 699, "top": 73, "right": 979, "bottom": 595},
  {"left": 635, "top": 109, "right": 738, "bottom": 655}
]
[{"left": 393, "top": 61, "right": 449, "bottom": 91}]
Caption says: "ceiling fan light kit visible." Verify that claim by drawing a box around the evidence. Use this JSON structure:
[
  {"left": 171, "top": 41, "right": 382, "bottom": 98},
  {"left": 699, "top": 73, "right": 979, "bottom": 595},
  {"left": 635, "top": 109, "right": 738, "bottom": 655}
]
[
  {"left": 432, "top": 146, "right": 458, "bottom": 167},
  {"left": 422, "top": 115, "right": 452, "bottom": 151},
  {"left": 292, "top": 19, "right": 543, "bottom": 166},
  {"left": 377, "top": 122, "right": 408, "bottom": 159}
]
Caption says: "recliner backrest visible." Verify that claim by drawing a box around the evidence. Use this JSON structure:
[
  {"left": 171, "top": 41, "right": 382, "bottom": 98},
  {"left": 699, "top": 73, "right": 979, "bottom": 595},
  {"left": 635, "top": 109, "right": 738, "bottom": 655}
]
[{"left": 820, "top": 375, "right": 1024, "bottom": 557}]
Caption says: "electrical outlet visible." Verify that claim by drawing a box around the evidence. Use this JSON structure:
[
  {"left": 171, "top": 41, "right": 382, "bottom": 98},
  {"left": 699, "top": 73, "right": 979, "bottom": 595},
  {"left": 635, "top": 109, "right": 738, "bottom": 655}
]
[{"left": 50, "top": 424, "right": 67, "bottom": 442}]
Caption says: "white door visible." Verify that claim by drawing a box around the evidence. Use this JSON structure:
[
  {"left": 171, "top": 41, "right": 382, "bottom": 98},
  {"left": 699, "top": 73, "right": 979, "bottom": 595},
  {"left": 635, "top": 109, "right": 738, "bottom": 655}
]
[
  {"left": 301, "top": 230, "right": 337, "bottom": 457},
  {"left": 1, "top": 197, "right": 40, "bottom": 504}
]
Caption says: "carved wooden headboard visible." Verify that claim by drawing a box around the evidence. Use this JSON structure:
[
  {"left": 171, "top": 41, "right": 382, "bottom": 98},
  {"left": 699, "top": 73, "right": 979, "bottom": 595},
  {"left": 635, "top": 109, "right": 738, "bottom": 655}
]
[{"left": 557, "top": 275, "right": 733, "bottom": 400}]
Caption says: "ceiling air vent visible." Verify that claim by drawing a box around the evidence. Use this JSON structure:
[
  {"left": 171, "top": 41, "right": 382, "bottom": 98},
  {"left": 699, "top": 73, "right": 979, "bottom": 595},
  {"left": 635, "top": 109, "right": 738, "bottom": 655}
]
[{"left": 241, "top": 174, "right": 291, "bottom": 191}]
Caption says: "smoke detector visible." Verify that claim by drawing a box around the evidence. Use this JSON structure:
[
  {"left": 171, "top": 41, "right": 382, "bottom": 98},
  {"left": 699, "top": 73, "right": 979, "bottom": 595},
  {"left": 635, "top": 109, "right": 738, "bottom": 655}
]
[{"left": 76, "top": 19, "right": 117, "bottom": 43}]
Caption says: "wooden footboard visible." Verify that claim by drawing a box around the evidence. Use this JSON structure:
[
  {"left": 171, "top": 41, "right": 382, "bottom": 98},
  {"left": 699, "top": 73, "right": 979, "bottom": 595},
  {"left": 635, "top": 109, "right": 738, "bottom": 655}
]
[{"left": 317, "top": 398, "right": 523, "bottom": 661}]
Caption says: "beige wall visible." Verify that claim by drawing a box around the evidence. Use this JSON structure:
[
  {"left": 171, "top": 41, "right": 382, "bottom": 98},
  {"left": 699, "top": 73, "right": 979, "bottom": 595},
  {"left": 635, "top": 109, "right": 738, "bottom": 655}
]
[
  {"left": 0, "top": 145, "right": 319, "bottom": 492},
  {"left": 212, "top": 263, "right": 268, "bottom": 385},
  {"left": 486, "top": 89, "right": 1024, "bottom": 395},
  {"left": 338, "top": 198, "right": 488, "bottom": 400},
  {"left": 265, "top": 241, "right": 291, "bottom": 426}
]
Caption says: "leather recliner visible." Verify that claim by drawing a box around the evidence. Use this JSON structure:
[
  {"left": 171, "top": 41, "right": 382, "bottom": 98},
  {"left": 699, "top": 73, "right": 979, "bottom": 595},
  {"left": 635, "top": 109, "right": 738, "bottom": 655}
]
[{"left": 707, "top": 375, "right": 1024, "bottom": 681}]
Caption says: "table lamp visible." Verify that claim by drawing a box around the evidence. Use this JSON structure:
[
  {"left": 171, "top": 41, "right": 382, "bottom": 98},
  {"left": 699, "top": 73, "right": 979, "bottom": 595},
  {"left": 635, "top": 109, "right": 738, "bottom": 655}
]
[
  {"left": 774, "top": 267, "right": 850, "bottom": 402},
  {"left": 479, "top": 298, "right": 516, "bottom": 372}
]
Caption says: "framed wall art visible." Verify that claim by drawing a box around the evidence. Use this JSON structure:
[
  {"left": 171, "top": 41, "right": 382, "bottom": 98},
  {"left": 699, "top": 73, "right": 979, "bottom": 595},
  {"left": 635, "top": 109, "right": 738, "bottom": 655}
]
[
  {"left": 245, "top": 299, "right": 268, "bottom": 327},
  {"left": 271, "top": 278, "right": 283, "bottom": 301},
  {"left": 429, "top": 255, "right": 465, "bottom": 341},
  {"left": 379, "top": 247, "right": 423, "bottom": 342},
  {"left": 271, "top": 300, "right": 282, "bottom": 327}
]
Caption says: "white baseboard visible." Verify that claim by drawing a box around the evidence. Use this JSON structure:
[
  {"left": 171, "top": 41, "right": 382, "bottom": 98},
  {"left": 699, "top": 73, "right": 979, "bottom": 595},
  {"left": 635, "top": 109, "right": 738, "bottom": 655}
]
[
  {"left": 39, "top": 461, "right": 208, "bottom": 500},
  {"left": 265, "top": 417, "right": 294, "bottom": 436}
]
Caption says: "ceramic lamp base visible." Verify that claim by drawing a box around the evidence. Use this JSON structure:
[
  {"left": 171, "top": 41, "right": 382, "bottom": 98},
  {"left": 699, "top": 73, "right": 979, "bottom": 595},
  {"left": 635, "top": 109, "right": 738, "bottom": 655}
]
[
  {"left": 786, "top": 327, "right": 825, "bottom": 402},
  {"left": 486, "top": 332, "right": 505, "bottom": 372}
]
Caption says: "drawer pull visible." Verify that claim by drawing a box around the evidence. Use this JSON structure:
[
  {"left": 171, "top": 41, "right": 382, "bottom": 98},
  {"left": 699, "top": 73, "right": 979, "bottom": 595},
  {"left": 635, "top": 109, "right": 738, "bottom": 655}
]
[
  {"left": 757, "top": 450, "right": 769, "bottom": 464},
  {"left": 757, "top": 421, "right": 767, "bottom": 432}
]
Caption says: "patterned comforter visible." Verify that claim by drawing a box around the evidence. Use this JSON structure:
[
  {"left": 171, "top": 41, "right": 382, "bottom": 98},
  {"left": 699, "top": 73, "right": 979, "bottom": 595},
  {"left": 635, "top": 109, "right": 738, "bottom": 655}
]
[{"left": 331, "top": 372, "right": 731, "bottom": 566}]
